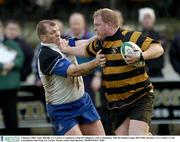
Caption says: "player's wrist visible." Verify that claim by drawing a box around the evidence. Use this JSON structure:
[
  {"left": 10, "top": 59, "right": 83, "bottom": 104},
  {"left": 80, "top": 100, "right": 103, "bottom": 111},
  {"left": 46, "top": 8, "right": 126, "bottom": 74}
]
[
  {"left": 141, "top": 52, "right": 147, "bottom": 61},
  {"left": 61, "top": 45, "right": 70, "bottom": 54},
  {"left": 139, "top": 52, "right": 144, "bottom": 61},
  {"left": 94, "top": 59, "right": 99, "bottom": 67}
]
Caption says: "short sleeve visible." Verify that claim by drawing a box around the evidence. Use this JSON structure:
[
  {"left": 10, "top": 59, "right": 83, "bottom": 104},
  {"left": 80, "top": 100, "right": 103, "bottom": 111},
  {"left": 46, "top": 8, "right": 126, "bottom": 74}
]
[
  {"left": 51, "top": 58, "right": 72, "bottom": 77},
  {"left": 39, "top": 46, "right": 63, "bottom": 75},
  {"left": 68, "top": 38, "right": 76, "bottom": 47},
  {"left": 85, "top": 40, "right": 102, "bottom": 57},
  {"left": 124, "top": 31, "right": 160, "bottom": 51},
  {"left": 134, "top": 32, "right": 160, "bottom": 51}
]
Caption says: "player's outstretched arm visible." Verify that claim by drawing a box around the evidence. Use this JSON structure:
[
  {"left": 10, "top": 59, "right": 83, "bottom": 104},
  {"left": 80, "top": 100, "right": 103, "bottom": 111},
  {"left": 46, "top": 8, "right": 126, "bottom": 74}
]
[
  {"left": 75, "top": 36, "right": 97, "bottom": 48},
  {"left": 59, "top": 36, "right": 96, "bottom": 57},
  {"left": 142, "top": 43, "right": 164, "bottom": 60},
  {"left": 67, "top": 50, "right": 105, "bottom": 77}
]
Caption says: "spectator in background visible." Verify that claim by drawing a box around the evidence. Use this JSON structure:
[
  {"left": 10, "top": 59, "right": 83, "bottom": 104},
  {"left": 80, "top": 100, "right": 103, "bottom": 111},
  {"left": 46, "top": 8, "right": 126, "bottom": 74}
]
[
  {"left": 69, "top": 12, "right": 94, "bottom": 43},
  {"left": 169, "top": 34, "right": 180, "bottom": 76},
  {"left": 139, "top": 7, "right": 166, "bottom": 77},
  {"left": 4, "top": 20, "right": 33, "bottom": 81},
  {"left": 68, "top": 12, "right": 96, "bottom": 97},
  {"left": 0, "top": 20, "right": 24, "bottom": 134},
  {"left": 68, "top": 12, "right": 94, "bottom": 65}
]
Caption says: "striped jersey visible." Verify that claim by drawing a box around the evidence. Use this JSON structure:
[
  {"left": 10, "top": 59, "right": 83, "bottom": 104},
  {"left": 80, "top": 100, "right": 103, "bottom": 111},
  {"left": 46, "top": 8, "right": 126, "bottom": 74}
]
[{"left": 85, "top": 28, "right": 160, "bottom": 109}]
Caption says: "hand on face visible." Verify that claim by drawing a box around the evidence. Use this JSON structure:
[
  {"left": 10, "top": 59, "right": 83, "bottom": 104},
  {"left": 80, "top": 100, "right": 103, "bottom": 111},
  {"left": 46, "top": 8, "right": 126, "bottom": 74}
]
[
  {"left": 58, "top": 38, "right": 69, "bottom": 52},
  {"left": 54, "top": 37, "right": 61, "bottom": 47}
]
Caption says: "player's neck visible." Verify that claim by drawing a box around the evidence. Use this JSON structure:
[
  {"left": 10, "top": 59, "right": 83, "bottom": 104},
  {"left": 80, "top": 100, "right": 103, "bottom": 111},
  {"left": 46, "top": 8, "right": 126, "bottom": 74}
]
[{"left": 107, "top": 27, "right": 119, "bottom": 37}]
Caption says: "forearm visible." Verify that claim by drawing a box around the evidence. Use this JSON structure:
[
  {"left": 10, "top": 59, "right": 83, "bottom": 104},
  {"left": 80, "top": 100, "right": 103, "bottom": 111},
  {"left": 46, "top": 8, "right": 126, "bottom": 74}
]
[
  {"left": 75, "top": 36, "right": 96, "bottom": 47},
  {"left": 61, "top": 36, "right": 96, "bottom": 57},
  {"left": 67, "top": 59, "right": 99, "bottom": 77},
  {"left": 64, "top": 46, "right": 87, "bottom": 57},
  {"left": 76, "top": 40, "right": 90, "bottom": 48},
  {"left": 142, "top": 43, "right": 164, "bottom": 60}
]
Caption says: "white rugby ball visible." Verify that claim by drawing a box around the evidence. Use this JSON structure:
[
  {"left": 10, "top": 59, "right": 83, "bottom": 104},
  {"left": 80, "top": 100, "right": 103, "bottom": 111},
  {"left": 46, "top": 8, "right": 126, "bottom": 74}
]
[{"left": 120, "top": 41, "right": 145, "bottom": 67}]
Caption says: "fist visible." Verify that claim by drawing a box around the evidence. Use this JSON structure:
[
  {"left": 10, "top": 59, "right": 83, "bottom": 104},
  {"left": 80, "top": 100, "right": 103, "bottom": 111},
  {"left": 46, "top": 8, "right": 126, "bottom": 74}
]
[{"left": 96, "top": 50, "right": 106, "bottom": 67}]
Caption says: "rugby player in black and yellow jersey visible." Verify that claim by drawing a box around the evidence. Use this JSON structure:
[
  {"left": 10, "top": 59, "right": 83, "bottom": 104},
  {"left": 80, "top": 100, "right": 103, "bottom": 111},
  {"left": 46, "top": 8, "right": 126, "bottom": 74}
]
[{"left": 59, "top": 8, "right": 164, "bottom": 135}]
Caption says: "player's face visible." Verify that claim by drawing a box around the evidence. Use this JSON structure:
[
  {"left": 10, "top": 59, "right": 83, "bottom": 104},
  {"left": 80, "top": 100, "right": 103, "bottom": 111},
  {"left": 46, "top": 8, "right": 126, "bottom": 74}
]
[
  {"left": 94, "top": 16, "right": 108, "bottom": 40},
  {"left": 45, "top": 25, "right": 61, "bottom": 45}
]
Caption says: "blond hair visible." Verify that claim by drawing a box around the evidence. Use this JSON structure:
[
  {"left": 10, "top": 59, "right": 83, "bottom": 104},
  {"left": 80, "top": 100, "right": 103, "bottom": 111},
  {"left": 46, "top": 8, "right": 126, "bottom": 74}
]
[{"left": 93, "top": 8, "right": 120, "bottom": 28}]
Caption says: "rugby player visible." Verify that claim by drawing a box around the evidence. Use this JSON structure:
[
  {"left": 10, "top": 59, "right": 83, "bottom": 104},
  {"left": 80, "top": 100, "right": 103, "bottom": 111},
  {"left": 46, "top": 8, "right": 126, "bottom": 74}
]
[
  {"left": 59, "top": 8, "right": 164, "bottom": 135},
  {"left": 36, "top": 20, "right": 106, "bottom": 135}
]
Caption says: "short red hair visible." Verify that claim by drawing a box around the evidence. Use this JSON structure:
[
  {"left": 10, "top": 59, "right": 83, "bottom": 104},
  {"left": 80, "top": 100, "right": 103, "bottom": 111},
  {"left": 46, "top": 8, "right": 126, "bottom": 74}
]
[{"left": 93, "top": 8, "right": 120, "bottom": 28}]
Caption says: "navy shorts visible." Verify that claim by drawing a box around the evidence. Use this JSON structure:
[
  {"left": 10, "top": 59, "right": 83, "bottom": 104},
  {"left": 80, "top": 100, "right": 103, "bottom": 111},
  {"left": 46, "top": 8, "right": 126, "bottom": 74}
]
[{"left": 46, "top": 93, "right": 101, "bottom": 135}]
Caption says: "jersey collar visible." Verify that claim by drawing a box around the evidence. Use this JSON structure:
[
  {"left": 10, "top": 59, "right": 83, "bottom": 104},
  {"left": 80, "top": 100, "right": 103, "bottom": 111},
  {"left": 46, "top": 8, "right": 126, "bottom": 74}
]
[
  {"left": 41, "top": 42, "right": 62, "bottom": 54},
  {"left": 104, "top": 28, "right": 123, "bottom": 41}
]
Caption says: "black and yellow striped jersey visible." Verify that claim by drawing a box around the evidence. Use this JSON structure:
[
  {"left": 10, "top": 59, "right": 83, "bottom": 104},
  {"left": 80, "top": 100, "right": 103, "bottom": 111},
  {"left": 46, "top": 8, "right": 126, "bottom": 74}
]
[{"left": 85, "top": 28, "right": 160, "bottom": 109}]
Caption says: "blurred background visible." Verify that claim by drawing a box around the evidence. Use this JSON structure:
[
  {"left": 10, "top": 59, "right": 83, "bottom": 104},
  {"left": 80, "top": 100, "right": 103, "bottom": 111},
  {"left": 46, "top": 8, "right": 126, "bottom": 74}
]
[{"left": 0, "top": 0, "right": 180, "bottom": 135}]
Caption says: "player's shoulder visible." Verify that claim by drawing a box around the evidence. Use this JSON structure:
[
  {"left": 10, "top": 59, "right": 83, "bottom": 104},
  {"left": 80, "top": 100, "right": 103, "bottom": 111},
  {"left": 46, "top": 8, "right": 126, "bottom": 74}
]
[
  {"left": 39, "top": 46, "right": 62, "bottom": 60},
  {"left": 39, "top": 45, "right": 55, "bottom": 54},
  {"left": 38, "top": 46, "right": 63, "bottom": 75},
  {"left": 39, "top": 46, "right": 63, "bottom": 68},
  {"left": 121, "top": 29, "right": 141, "bottom": 36}
]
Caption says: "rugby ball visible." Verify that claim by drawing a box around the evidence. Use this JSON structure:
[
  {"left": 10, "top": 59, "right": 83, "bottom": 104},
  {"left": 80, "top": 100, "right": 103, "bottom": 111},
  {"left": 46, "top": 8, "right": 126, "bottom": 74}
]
[{"left": 120, "top": 41, "right": 145, "bottom": 67}]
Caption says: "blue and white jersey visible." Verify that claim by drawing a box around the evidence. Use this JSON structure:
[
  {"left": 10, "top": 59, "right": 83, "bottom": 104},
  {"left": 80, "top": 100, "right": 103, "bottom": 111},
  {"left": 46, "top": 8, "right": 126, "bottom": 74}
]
[{"left": 38, "top": 42, "right": 84, "bottom": 104}]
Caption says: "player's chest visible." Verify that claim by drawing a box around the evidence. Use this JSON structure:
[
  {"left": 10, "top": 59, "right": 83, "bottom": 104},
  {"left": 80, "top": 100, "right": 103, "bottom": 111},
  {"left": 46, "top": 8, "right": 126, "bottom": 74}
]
[{"left": 101, "top": 40, "right": 124, "bottom": 60}]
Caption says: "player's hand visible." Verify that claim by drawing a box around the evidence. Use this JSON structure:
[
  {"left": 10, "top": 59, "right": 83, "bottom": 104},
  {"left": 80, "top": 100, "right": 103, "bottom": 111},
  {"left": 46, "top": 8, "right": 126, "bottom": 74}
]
[
  {"left": 125, "top": 54, "right": 140, "bottom": 64},
  {"left": 59, "top": 38, "right": 69, "bottom": 53},
  {"left": 96, "top": 50, "right": 106, "bottom": 67}
]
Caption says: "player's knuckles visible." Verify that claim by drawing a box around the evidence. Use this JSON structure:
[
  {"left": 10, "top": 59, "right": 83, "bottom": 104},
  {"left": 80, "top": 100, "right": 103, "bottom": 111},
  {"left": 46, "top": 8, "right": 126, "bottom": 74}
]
[
  {"left": 99, "top": 55, "right": 104, "bottom": 58},
  {"left": 100, "top": 58, "right": 105, "bottom": 61},
  {"left": 101, "top": 62, "right": 106, "bottom": 66}
]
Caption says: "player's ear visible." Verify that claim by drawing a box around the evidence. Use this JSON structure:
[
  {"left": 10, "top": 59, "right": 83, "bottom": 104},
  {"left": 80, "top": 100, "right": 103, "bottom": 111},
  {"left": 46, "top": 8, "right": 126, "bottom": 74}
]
[{"left": 107, "top": 21, "right": 113, "bottom": 27}]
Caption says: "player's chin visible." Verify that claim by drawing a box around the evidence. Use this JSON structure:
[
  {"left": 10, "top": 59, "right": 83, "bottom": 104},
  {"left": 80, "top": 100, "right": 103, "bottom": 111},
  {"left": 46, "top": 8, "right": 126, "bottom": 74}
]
[
  {"left": 55, "top": 38, "right": 60, "bottom": 43},
  {"left": 57, "top": 37, "right": 61, "bottom": 40},
  {"left": 97, "top": 35, "right": 105, "bottom": 40}
]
